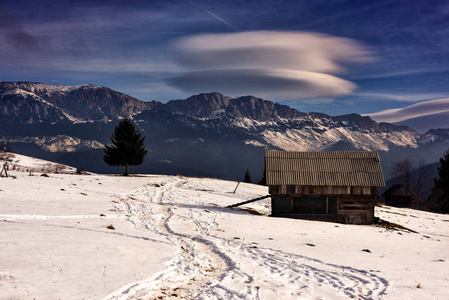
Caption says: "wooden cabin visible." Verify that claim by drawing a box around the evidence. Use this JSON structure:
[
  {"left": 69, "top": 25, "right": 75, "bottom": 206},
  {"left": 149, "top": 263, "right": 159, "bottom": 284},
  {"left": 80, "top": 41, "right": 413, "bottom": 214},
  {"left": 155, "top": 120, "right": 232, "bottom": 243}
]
[
  {"left": 382, "top": 184, "right": 414, "bottom": 208},
  {"left": 265, "top": 150, "right": 385, "bottom": 225}
]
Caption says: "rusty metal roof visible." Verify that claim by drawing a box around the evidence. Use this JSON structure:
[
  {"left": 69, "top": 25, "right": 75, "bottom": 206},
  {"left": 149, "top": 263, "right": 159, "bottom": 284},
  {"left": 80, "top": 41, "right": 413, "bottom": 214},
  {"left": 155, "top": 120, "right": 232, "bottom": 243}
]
[{"left": 265, "top": 150, "right": 385, "bottom": 187}]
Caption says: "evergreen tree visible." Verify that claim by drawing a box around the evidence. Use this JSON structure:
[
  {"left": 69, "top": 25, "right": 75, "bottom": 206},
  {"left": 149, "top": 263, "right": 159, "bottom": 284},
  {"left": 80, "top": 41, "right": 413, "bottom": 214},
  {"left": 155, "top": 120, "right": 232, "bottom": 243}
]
[
  {"left": 103, "top": 118, "right": 148, "bottom": 176},
  {"left": 428, "top": 149, "right": 449, "bottom": 213},
  {"left": 243, "top": 169, "right": 252, "bottom": 183}
]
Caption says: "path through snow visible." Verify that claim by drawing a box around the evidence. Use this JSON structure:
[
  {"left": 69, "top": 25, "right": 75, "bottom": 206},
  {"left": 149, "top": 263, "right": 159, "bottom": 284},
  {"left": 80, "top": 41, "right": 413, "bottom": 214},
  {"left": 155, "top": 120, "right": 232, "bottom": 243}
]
[{"left": 105, "top": 177, "right": 388, "bottom": 300}]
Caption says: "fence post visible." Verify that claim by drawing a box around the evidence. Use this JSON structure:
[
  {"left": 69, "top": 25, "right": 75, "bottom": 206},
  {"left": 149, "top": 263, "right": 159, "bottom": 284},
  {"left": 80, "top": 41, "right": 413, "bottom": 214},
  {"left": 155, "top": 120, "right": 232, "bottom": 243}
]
[{"left": 233, "top": 182, "right": 240, "bottom": 193}]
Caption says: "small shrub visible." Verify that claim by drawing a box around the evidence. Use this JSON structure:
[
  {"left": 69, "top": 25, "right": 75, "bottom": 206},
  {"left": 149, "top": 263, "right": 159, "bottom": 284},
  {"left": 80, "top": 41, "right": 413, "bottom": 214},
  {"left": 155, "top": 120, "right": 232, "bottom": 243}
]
[
  {"left": 0, "top": 153, "right": 15, "bottom": 162},
  {"left": 0, "top": 274, "right": 14, "bottom": 281},
  {"left": 76, "top": 167, "right": 87, "bottom": 174}
]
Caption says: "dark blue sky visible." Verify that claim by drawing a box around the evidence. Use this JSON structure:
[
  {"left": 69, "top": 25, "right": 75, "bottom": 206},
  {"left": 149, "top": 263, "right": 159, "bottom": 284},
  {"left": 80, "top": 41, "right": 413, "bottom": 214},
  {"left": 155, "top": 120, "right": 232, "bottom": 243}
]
[{"left": 1, "top": 0, "right": 448, "bottom": 116}]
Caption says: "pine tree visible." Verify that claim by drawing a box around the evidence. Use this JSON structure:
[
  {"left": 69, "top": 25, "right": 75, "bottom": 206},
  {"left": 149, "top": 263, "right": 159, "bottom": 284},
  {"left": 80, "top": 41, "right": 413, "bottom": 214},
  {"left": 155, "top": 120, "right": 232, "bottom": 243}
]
[
  {"left": 103, "top": 118, "right": 148, "bottom": 176},
  {"left": 243, "top": 169, "right": 252, "bottom": 183},
  {"left": 428, "top": 149, "right": 449, "bottom": 212}
]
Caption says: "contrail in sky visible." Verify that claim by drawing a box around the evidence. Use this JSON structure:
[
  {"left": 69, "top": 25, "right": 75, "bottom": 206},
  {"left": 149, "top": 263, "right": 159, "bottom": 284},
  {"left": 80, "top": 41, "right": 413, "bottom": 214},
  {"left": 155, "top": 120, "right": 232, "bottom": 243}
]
[
  {"left": 204, "top": 9, "right": 239, "bottom": 31},
  {"left": 188, "top": 1, "right": 239, "bottom": 31}
]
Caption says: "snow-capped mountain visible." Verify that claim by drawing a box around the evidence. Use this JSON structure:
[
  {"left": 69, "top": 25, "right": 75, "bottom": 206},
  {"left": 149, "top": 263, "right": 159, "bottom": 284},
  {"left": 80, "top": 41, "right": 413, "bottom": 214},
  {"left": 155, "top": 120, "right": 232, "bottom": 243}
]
[
  {"left": 1, "top": 81, "right": 448, "bottom": 179},
  {"left": 0, "top": 81, "right": 156, "bottom": 123},
  {"left": 142, "top": 92, "right": 421, "bottom": 152}
]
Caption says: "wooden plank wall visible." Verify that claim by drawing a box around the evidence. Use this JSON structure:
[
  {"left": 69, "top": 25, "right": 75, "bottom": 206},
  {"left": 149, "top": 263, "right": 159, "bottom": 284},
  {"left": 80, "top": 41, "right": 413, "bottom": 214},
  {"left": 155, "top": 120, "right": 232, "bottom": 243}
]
[
  {"left": 269, "top": 185, "right": 378, "bottom": 224},
  {"left": 269, "top": 185, "right": 375, "bottom": 196},
  {"left": 338, "top": 195, "right": 375, "bottom": 224}
]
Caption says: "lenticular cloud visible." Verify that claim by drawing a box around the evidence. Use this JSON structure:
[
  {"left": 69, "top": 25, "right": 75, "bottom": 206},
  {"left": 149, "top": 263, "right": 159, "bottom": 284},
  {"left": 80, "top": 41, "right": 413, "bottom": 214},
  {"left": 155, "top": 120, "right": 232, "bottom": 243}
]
[
  {"left": 368, "top": 97, "right": 449, "bottom": 123},
  {"left": 168, "top": 68, "right": 357, "bottom": 100},
  {"left": 167, "top": 31, "right": 374, "bottom": 100}
]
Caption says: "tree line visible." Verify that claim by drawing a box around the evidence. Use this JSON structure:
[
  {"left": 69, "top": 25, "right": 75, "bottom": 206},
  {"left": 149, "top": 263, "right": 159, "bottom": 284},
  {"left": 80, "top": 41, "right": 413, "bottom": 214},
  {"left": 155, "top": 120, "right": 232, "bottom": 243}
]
[{"left": 391, "top": 151, "right": 449, "bottom": 213}]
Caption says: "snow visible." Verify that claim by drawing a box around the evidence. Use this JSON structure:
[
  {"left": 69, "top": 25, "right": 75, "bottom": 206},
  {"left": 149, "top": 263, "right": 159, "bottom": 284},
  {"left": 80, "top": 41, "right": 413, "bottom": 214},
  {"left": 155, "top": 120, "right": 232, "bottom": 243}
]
[
  {"left": 2, "top": 153, "right": 76, "bottom": 173},
  {"left": 1, "top": 84, "right": 88, "bottom": 123},
  {"left": 7, "top": 136, "right": 104, "bottom": 153},
  {"left": 17, "top": 82, "right": 85, "bottom": 97},
  {"left": 244, "top": 139, "right": 267, "bottom": 147},
  {"left": 213, "top": 116, "right": 422, "bottom": 152},
  {"left": 261, "top": 126, "right": 419, "bottom": 152},
  {"left": 1, "top": 155, "right": 448, "bottom": 299},
  {"left": 3, "top": 88, "right": 57, "bottom": 108}
]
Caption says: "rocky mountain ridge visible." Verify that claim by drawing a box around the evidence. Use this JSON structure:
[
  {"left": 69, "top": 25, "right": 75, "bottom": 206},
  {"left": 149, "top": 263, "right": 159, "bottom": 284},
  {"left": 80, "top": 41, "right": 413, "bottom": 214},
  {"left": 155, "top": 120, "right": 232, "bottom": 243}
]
[
  {"left": 0, "top": 81, "right": 157, "bottom": 123},
  {"left": 1, "top": 81, "right": 448, "bottom": 179},
  {"left": 162, "top": 92, "right": 307, "bottom": 120}
]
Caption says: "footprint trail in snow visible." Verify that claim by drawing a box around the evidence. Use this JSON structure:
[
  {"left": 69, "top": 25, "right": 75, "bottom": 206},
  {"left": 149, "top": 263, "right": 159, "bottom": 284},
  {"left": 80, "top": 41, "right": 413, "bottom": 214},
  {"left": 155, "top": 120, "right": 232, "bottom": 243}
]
[{"left": 105, "top": 177, "right": 388, "bottom": 300}]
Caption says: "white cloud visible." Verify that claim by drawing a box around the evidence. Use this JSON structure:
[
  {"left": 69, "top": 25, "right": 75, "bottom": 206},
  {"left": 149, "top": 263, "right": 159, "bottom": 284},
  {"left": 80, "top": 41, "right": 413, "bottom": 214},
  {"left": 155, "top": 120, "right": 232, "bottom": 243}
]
[
  {"left": 167, "top": 68, "right": 356, "bottom": 100},
  {"left": 367, "top": 97, "right": 449, "bottom": 123},
  {"left": 354, "top": 92, "right": 449, "bottom": 102},
  {"left": 168, "top": 31, "right": 373, "bottom": 100},
  {"left": 174, "top": 31, "right": 373, "bottom": 73}
]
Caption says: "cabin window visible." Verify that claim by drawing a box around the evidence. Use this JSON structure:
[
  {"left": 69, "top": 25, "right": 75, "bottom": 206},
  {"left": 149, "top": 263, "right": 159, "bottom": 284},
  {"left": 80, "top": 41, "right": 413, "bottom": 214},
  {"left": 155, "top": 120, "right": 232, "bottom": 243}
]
[
  {"left": 272, "top": 196, "right": 292, "bottom": 212},
  {"left": 292, "top": 196, "right": 337, "bottom": 214}
]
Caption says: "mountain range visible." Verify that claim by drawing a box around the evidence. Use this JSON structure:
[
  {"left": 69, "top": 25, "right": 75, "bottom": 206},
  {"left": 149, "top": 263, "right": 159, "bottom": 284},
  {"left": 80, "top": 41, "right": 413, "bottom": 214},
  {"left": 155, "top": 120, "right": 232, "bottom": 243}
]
[{"left": 1, "top": 81, "right": 448, "bottom": 180}]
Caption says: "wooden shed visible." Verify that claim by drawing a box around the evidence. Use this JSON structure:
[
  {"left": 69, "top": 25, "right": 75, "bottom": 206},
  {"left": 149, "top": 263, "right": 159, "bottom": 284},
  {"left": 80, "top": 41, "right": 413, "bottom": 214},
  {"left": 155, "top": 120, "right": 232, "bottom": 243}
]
[
  {"left": 382, "top": 184, "right": 414, "bottom": 208},
  {"left": 265, "top": 150, "right": 385, "bottom": 224}
]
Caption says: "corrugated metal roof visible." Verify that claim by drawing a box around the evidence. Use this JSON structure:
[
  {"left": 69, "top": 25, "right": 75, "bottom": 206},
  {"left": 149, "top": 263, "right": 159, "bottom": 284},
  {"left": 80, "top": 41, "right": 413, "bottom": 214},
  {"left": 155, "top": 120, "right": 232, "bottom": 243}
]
[{"left": 265, "top": 150, "right": 385, "bottom": 187}]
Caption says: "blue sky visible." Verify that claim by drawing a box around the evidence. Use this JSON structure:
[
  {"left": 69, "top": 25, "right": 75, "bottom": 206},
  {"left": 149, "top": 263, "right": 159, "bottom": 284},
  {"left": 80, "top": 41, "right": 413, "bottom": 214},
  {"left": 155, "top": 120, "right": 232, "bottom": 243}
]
[{"left": 1, "top": 0, "right": 448, "bottom": 116}]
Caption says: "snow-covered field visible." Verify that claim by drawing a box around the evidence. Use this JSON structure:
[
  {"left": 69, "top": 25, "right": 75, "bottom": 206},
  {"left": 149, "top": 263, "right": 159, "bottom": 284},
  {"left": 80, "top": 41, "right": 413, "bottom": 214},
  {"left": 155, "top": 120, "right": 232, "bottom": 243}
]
[{"left": 1, "top": 155, "right": 448, "bottom": 299}]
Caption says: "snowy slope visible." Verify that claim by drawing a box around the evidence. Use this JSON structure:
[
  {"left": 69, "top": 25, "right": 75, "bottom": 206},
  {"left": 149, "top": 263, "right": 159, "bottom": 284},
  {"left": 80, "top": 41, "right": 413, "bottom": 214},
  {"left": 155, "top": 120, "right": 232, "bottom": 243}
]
[
  {"left": 0, "top": 156, "right": 448, "bottom": 299},
  {"left": 7, "top": 136, "right": 104, "bottom": 153},
  {"left": 2, "top": 152, "right": 76, "bottom": 172},
  {"left": 258, "top": 123, "right": 419, "bottom": 151}
]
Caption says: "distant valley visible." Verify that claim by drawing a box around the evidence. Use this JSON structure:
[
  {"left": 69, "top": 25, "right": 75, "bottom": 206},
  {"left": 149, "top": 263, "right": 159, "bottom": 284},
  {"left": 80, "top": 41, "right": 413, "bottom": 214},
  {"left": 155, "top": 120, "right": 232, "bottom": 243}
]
[{"left": 1, "top": 81, "right": 448, "bottom": 180}]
